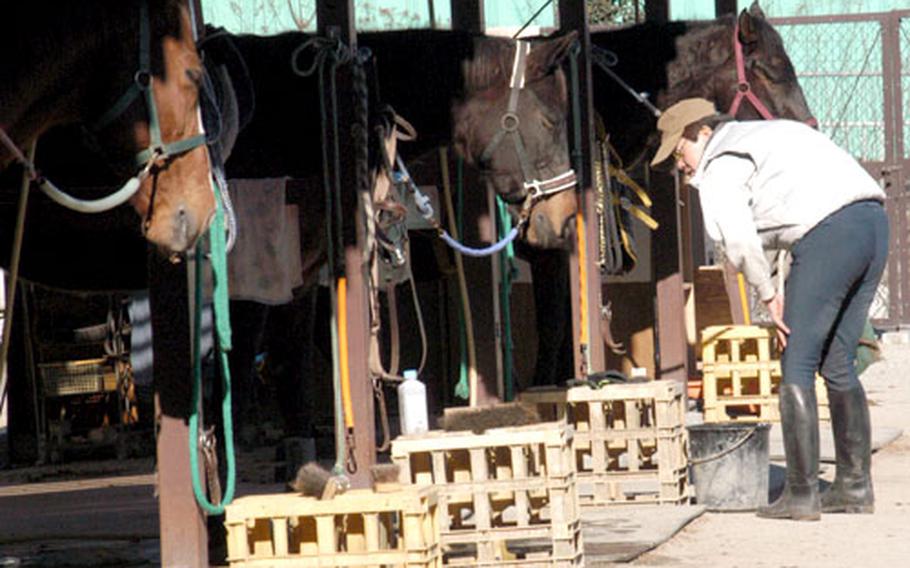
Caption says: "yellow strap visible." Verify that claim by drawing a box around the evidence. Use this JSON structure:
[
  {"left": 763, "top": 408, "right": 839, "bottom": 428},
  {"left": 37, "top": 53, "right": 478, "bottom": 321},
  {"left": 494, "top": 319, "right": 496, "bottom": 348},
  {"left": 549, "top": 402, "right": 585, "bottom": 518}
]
[
  {"left": 613, "top": 198, "right": 659, "bottom": 230},
  {"left": 737, "top": 272, "right": 752, "bottom": 326},
  {"left": 618, "top": 220, "right": 638, "bottom": 264},
  {"left": 337, "top": 277, "right": 355, "bottom": 429},
  {"left": 576, "top": 211, "right": 589, "bottom": 350},
  {"left": 608, "top": 163, "right": 653, "bottom": 208}
]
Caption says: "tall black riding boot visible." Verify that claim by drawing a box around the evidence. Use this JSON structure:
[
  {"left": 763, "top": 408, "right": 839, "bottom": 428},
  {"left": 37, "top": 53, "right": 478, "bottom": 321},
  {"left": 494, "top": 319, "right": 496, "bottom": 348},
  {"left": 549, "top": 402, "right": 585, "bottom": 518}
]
[
  {"left": 821, "top": 385, "right": 874, "bottom": 513},
  {"left": 757, "top": 383, "right": 820, "bottom": 521}
]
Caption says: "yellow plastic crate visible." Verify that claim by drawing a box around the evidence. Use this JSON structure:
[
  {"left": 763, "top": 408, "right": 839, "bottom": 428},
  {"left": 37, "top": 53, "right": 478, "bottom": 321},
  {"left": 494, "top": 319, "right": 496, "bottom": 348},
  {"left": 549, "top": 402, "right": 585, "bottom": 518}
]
[
  {"left": 520, "top": 381, "right": 689, "bottom": 507},
  {"left": 701, "top": 325, "right": 829, "bottom": 423},
  {"left": 224, "top": 487, "right": 441, "bottom": 567},
  {"left": 391, "top": 422, "right": 582, "bottom": 567}
]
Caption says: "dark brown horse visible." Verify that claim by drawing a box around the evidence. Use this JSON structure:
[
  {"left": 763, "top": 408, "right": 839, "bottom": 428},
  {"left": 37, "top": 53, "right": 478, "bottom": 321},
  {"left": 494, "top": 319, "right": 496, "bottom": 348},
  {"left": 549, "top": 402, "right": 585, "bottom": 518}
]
[
  {"left": 214, "top": 29, "right": 578, "bottom": 252},
  {"left": 0, "top": 0, "right": 214, "bottom": 258},
  {"left": 451, "top": 33, "right": 578, "bottom": 249},
  {"left": 515, "top": 2, "right": 817, "bottom": 386},
  {"left": 592, "top": 1, "right": 814, "bottom": 167}
]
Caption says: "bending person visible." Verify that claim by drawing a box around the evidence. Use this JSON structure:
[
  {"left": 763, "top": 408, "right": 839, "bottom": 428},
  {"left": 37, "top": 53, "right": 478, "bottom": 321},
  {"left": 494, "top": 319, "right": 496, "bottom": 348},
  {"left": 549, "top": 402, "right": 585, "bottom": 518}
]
[{"left": 651, "top": 98, "right": 887, "bottom": 521}]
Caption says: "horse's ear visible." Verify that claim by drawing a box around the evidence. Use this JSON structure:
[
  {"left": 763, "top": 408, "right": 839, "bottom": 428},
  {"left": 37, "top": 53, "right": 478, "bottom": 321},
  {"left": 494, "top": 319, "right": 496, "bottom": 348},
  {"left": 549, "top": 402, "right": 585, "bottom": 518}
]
[
  {"left": 749, "top": 1, "right": 767, "bottom": 20},
  {"left": 738, "top": 7, "right": 760, "bottom": 46},
  {"left": 527, "top": 31, "right": 578, "bottom": 80}
]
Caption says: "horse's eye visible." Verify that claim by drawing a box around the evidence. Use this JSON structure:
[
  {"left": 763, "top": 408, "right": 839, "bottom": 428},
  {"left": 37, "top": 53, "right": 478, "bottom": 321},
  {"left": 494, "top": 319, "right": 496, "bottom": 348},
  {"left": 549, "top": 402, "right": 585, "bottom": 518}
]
[
  {"left": 185, "top": 68, "right": 203, "bottom": 87},
  {"left": 540, "top": 114, "right": 556, "bottom": 130},
  {"left": 753, "top": 56, "right": 791, "bottom": 84}
]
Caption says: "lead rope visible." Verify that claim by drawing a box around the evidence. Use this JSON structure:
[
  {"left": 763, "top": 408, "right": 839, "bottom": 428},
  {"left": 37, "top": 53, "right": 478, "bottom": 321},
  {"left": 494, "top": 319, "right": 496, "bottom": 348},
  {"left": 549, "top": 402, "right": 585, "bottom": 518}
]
[
  {"left": 395, "top": 155, "right": 523, "bottom": 257},
  {"left": 188, "top": 184, "right": 235, "bottom": 515},
  {"left": 439, "top": 148, "right": 480, "bottom": 407},
  {"left": 496, "top": 195, "right": 516, "bottom": 401}
]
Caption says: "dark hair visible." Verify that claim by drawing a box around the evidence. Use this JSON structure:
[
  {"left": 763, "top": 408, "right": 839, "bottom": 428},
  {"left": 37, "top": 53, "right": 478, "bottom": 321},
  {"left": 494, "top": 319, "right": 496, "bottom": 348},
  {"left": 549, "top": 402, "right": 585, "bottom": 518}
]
[{"left": 682, "top": 114, "right": 734, "bottom": 141}]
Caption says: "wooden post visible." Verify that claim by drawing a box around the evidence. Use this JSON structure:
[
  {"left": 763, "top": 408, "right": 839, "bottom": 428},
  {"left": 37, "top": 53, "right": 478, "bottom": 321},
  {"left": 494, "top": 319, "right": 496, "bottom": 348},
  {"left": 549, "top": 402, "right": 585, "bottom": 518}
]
[
  {"left": 149, "top": 253, "right": 208, "bottom": 568},
  {"left": 645, "top": 0, "right": 669, "bottom": 23},
  {"left": 651, "top": 171, "right": 691, "bottom": 388},
  {"left": 715, "top": 0, "right": 739, "bottom": 17},
  {"left": 559, "top": 0, "right": 605, "bottom": 377},
  {"left": 149, "top": 4, "right": 211, "bottom": 566},
  {"left": 316, "top": 0, "right": 375, "bottom": 488},
  {"left": 451, "top": 0, "right": 484, "bottom": 33}
]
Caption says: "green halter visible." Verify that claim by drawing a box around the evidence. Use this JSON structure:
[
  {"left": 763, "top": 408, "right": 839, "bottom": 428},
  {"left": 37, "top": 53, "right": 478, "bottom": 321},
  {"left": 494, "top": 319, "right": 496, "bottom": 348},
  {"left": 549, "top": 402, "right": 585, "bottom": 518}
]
[{"left": 94, "top": 0, "right": 207, "bottom": 168}]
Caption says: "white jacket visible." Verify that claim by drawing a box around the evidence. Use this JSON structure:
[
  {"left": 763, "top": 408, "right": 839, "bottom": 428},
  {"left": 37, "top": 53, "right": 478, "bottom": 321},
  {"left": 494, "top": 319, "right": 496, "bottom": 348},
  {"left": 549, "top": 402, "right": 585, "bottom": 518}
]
[{"left": 688, "top": 120, "right": 884, "bottom": 302}]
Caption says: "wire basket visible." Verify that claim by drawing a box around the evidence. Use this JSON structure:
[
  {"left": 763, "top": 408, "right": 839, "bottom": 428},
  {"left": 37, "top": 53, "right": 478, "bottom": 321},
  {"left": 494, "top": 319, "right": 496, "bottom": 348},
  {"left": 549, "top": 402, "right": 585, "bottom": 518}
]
[{"left": 39, "top": 358, "right": 118, "bottom": 397}]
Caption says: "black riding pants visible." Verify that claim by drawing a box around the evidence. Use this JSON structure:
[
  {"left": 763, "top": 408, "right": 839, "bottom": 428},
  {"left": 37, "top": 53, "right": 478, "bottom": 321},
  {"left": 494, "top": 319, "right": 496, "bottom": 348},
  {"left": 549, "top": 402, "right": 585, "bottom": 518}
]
[{"left": 781, "top": 200, "right": 889, "bottom": 392}]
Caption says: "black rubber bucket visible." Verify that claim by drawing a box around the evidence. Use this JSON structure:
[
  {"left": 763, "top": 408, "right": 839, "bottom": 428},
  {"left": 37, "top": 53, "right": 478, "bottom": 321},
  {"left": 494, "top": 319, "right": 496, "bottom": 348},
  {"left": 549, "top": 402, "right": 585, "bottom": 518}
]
[{"left": 688, "top": 422, "right": 771, "bottom": 511}]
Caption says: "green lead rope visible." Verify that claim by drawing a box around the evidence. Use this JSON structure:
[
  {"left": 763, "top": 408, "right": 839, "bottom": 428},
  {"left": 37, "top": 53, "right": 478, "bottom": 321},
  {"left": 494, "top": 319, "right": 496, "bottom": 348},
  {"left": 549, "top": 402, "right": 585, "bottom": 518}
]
[
  {"left": 189, "top": 185, "right": 236, "bottom": 515},
  {"left": 496, "top": 196, "right": 516, "bottom": 401},
  {"left": 453, "top": 157, "right": 470, "bottom": 401}
]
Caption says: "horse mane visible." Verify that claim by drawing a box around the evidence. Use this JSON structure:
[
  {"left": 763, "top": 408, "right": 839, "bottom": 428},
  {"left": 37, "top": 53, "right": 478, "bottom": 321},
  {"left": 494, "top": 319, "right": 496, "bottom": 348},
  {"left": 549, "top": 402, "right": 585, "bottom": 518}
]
[
  {"left": 462, "top": 36, "right": 515, "bottom": 94},
  {"left": 662, "top": 15, "right": 734, "bottom": 104}
]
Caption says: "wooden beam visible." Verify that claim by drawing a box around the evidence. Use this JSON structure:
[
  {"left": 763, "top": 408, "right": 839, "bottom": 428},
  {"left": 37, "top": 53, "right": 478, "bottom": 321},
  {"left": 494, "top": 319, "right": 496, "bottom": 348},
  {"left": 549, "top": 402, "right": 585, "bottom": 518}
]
[
  {"left": 149, "top": 253, "right": 208, "bottom": 568},
  {"left": 645, "top": 0, "right": 669, "bottom": 23},
  {"left": 316, "top": 0, "right": 375, "bottom": 489},
  {"left": 451, "top": 0, "right": 484, "bottom": 33},
  {"left": 317, "top": 0, "right": 356, "bottom": 43},
  {"left": 715, "top": 0, "right": 739, "bottom": 17},
  {"left": 559, "top": 0, "right": 605, "bottom": 377}
]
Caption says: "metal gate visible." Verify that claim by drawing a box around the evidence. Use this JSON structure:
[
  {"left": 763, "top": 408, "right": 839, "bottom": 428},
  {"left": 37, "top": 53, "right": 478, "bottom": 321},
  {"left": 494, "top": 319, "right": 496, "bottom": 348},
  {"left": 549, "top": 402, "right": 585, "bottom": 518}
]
[{"left": 771, "top": 11, "right": 910, "bottom": 328}]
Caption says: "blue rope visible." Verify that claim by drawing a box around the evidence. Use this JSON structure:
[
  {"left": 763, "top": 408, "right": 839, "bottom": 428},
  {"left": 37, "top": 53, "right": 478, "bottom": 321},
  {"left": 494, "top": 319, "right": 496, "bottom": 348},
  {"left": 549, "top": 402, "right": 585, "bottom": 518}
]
[{"left": 439, "top": 226, "right": 521, "bottom": 258}]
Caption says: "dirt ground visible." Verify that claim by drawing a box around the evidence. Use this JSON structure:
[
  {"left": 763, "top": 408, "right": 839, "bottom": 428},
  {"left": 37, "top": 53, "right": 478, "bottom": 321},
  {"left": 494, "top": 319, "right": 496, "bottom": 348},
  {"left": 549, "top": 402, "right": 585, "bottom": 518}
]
[
  {"left": 1, "top": 342, "right": 907, "bottom": 567},
  {"left": 605, "top": 339, "right": 910, "bottom": 567}
]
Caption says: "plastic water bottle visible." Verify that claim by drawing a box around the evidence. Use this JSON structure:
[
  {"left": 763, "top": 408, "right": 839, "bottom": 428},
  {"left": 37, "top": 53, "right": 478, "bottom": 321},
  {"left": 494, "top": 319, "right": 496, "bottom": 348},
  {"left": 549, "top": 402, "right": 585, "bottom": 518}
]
[{"left": 397, "top": 369, "right": 428, "bottom": 435}]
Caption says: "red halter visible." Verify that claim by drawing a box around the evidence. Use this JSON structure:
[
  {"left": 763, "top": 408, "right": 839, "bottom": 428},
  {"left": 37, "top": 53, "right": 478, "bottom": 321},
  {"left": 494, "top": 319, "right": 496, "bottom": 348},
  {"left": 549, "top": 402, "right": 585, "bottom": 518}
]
[{"left": 728, "top": 21, "right": 818, "bottom": 128}]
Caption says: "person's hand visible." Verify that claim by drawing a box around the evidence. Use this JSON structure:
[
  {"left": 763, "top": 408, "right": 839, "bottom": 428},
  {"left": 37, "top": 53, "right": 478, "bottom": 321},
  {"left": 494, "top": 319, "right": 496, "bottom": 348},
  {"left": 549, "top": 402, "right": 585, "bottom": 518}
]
[{"left": 764, "top": 293, "right": 790, "bottom": 348}]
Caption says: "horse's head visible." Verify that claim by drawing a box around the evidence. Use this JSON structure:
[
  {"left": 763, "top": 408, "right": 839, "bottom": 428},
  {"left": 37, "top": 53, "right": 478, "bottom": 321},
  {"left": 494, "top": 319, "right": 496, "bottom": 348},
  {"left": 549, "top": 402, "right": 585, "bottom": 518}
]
[
  {"left": 726, "top": 2, "right": 813, "bottom": 122},
  {"left": 115, "top": 0, "right": 214, "bottom": 254},
  {"left": 661, "top": 1, "right": 813, "bottom": 127},
  {"left": 453, "top": 33, "right": 578, "bottom": 249}
]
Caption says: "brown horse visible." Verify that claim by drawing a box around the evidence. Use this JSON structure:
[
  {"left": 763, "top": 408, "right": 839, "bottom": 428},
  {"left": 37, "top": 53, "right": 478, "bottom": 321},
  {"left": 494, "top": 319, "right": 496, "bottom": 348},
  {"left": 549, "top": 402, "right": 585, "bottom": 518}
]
[
  {"left": 452, "top": 33, "right": 579, "bottom": 249},
  {"left": 0, "top": 0, "right": 214, "bottom": 254}
]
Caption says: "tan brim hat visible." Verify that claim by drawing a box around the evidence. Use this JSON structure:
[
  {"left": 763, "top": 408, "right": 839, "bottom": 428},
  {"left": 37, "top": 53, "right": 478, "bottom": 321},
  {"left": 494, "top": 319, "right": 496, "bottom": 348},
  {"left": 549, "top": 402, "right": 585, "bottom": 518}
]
[{"left": 651, "top": 98, "right": 718, "bottom": 166}]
